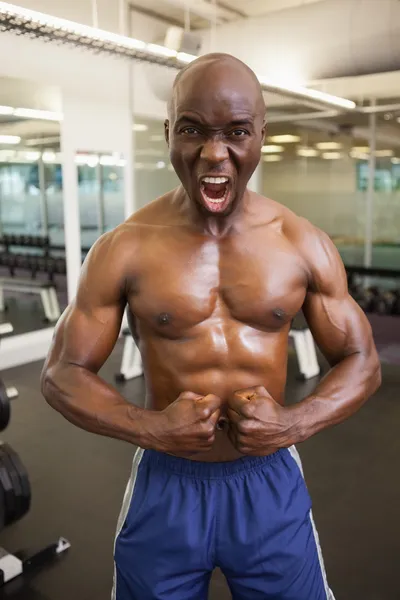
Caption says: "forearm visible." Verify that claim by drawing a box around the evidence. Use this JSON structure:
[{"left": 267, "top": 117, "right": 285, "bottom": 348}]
[
  {"left": 41, "top": 363, "right": 157, "bottom": 447},
  {"left": 290, "top": 350, "right": 381, "bottom": 443}
]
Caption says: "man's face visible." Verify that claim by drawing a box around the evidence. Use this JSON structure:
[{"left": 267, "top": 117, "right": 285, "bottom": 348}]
[{"left": 165, "top": 63, "right": 266, "bottom": 216}]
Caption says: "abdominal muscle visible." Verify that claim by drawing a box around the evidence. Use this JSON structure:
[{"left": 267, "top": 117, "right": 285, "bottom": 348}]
[{"left": 142, "top": 358, "right": 288, "bottom": 462}]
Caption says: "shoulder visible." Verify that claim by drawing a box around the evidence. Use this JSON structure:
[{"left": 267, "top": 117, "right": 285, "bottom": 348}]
[{"left": 254, "top": 194, "right": 346, "bottom": 291}]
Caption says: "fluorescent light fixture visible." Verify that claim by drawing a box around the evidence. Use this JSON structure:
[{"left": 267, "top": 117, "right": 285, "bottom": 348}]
[
  {"left": 177, "top": 52, "right": 197, "bottom": 64},
  {"left": 297, "top": 147, "right": 318, "bottom": 157},
  {"left": 150, "top": 134, "right": 165, "bottom": 142},
  {"left": 147, "top": 43, "right": 177, "bottom": 58},
  {"left": 0, "top": 150, "right": 15, "bottom": 160},
  {"left": 316, "top": 142, "right": 342, "bottom": 150},
  {"left": 25, "top": 136, "right": 60, "bottom": 146},
  {"left": 268, "top": 134, "right": 300, "bottom": 143},
  {"left": 0, "top": 135, "right": 21, "bottom": 144},
  {"left": 351, "top": 146, "right": 370, "bottom": 153},
  {"left": 350, "top": 150, "right": 369, "bottom": 160},
  {"left": 0, "top": 2, "right": 146, "bottom": 50},
  {"left": 24, "top": 151, "right": 41, "bottom": 161},
  {"left": 375, "top": 149, "right": 394, "bottom": 158},
  {"left": 0, "top": 3, "right": 355, "bottom": 112},
  {"left": 133, "top": 124, "right": 148, "bottom": 132},
  {"left": 257, "top": 75, "right": 355, "bottom": 110},
  {"left": 136, "top": 149, "right": 165, "bottom": 157},
  {"left": 391, "top": 157, "right": 400, "bottom": 164},
  {"left": 263, "top": 155, "right": 283, "bottom": 162},
  {"left": 322, "top": 152, "right": 341, "bottom": 160},
  {"left": 0, "top": 105, "right": 14, "bottom": 115},
  {"left": 13, "top": 107, "right": 62, "bottom": 121},
  {"left": 42, "top": 151, "right": 57, "bottom": 163},
  {"left": 262, "top": 145, "right": 284, "bottom": 154}
]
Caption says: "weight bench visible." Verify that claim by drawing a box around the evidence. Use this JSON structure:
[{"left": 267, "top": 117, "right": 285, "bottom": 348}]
[
  {"left": 115, "top": 321, "right": 321, "bottom": 383},
  {"left": 0, "top": 278, "right": 60, "bottom": 322}
]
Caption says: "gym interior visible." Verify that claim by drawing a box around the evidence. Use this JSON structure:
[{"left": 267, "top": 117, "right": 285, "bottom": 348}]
[{"left": 0, "top": 0, "right": 400, "bottom": 598}]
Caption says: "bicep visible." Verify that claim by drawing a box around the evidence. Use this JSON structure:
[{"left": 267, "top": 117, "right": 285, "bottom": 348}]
[
  {"left": 303, "top": 290, "right": 374, "bottom": 367},
  {"left": 301, "top": 228, "right": 375, "bottom": 366},
  {"left": 47, "top": 234, "right": 127, "bottom": 373}
]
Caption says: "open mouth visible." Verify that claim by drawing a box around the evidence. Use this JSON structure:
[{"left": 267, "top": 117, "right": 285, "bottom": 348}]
[{"left": 199, "top": 176, "right": 231, "bottom": 213}]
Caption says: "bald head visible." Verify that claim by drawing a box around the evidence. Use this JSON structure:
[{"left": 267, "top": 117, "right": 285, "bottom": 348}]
[{"left": 168, "top": 53, "right": 266, "bottom": 122}]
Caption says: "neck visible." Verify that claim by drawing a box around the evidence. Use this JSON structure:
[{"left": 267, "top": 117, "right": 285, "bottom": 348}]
[{"left": 180, "top": 187, "right": 251, "bottom": 237}]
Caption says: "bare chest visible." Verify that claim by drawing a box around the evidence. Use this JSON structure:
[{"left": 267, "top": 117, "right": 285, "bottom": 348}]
[{"left": 128, "top": 232, "right": 308, "bottom": 335}]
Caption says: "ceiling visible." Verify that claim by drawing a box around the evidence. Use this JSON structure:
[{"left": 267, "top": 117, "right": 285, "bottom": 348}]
[{"left": 128, "top": 0, "right": 327, "bottom": 30}]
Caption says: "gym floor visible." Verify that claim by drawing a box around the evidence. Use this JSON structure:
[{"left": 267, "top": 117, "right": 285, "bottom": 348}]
[{"left": 0, "top": 341, "right": 399, "bottom": 600}]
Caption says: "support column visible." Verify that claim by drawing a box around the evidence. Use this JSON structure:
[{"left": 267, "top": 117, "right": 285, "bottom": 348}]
[
  {"left": 364, "top": 99, "right": 376, "bottom": 268},
  {"left": 38, "top": 155, "right": 49, "bottom": 237}
]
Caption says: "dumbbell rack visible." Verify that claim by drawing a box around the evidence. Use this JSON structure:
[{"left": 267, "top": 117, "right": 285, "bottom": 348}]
[{"left": 0, "top": 321, "right": 71, "bottom": 587}]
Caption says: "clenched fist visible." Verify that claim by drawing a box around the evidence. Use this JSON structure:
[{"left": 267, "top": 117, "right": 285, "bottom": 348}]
[
  {"left": 227, "top": 386, "right": 297, "bottom": 456},
  {"left": 144, "top": 391, "right": 222, "bottom": 457}
]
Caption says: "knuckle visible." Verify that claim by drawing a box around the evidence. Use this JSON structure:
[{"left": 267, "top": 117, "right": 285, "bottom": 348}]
[{"left": 237, "top": 419, "right": 252, "bottom": 433}]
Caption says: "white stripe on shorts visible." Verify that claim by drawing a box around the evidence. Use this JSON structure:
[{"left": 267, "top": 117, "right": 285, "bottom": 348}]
[
  {"left": 111, "top": 447, "right": 144, "bottom": 600},
  {"left": 288, "top": 446, "right": 336, "bottom": 600}
]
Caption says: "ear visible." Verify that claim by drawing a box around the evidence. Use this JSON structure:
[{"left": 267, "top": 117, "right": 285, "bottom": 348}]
[
  {"left": 261, "top": 120, "right": 267, "bottom": 146},
  {"left": 164, "top": 119, "right": 170, "bottom": 146}
]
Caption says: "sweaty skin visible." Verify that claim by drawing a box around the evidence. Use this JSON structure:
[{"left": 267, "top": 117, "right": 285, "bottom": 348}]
[{"left": 41, "top": 54, "right": 381, "bottom": 462}]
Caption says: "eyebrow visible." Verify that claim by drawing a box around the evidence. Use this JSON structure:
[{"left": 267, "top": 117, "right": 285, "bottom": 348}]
[{"left": 175, "top": 115, "right": 255, "bottom": 127}]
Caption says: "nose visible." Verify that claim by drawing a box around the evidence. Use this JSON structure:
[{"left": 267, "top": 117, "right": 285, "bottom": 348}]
[{"left": 200, "top": 137, "right": 229, "bottom": 164}]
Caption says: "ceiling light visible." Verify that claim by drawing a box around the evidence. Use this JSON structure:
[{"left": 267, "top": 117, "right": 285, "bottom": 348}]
[
  {"left": 42, "top": 151, "right": 58, "bottom": 163},
  {"left": 391, "top": 157, "right": 400, "bottom": 164},
  {"left": 297, "top": 147, "right": 318, "bottom": 157},
  {"left": 150, "top": 134, "right": 166, "bottom": 142},
  {"left": 375, "top": 149, "right": 394, "bottom": 157},
  {"left": 13, "top": 108, "right": 62, "bottom": 121},
  {"left": 263, "top": 155, "right": 283, "bottom": 162},
  {"left": 0, "top": 149, "right": 15, "bottom": 160},
  {"left": 24, "top": 151, "right": 41, "bottom": 161},
  {"left": 25, "top": 136, "right": 60, "bottom": 146},
  {"left": 316, "top": 142, "right": 342, "bottom": 150},
  {"left": 133, "top": 124, "right": 148, "bottom": 132},
  {"left": 0, "top": 105, "right": 14, "bottom": 115},
  {"left": 177, "top": 52, "right": 197, "bottom": 64},
  {"left": 147, "top": 44, "right": 177, "bottom": 58},
  {"left": 136, "top": 149, "right": 165, "bottom": 157},
  {"left": 100, "top": 155, "right": 118, "bottom": 166},
  {"left": 350, "top": 151, "right": 369, "bottom": 160},
  {"left": 156, "top": 161, "right": 166, "bottom": 169},
  {"left": 0, "top": 3, "right": 355, "bottom": 112},
  {"left": 262, "top": 145, "right": 284, "bottom": 153},
  {"left": 257, "top": 76, "right": 355, "bottom": 110},
  {"left": 268, "top": 134, "right": 300, "bottom": 143},
  {"left": 351, "top": 146, "right": 370, "bottom": 153},
  {"left": 322, "top": 152, "right": 341, "bottom": 160},
  {"left": 0, "top": 135, "right": 21, "bottom": 144}
]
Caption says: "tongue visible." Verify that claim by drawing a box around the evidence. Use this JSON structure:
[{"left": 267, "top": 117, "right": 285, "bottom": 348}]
[{"left": 202, "top": 182, "right": 226, "bottom": 199}]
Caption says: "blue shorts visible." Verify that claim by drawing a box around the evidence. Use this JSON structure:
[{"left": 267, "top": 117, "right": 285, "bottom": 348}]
[{"left": 113, "top": 447, "right": 335, "bottom": 600}]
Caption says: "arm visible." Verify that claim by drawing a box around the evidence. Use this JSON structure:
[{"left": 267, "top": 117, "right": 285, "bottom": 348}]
[
  {"left": 292, "top": 227, "right": 381, "bottom": 442},
  {"left": 41, "top": 230, "right": 152, "bottom": 447}
]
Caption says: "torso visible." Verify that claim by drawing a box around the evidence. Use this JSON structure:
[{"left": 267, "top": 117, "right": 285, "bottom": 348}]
[{"left": 123, "top": 189, "right": 310, "bottom": 461}]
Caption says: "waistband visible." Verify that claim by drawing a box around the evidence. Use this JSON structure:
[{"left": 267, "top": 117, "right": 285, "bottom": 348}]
[{"left": 140, "top": 448, "right": 287, "bottom": 480}]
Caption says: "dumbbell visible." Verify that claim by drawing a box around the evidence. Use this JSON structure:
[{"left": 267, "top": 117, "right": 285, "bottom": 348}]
[{"left": 351, "top": 285, "right": 380, "bottom": 312}]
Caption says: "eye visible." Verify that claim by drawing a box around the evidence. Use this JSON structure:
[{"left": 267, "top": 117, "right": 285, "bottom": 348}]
[
  {"left": 230, "top": 129, "right": 249, "bottom": 137},
  {"left": 181, "top": 127, "right": 200, "bottom": 135}
]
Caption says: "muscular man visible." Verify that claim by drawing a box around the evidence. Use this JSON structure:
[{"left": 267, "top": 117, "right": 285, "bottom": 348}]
[{"left": 41, "top": 53, "right": 381, "bottom": 600}]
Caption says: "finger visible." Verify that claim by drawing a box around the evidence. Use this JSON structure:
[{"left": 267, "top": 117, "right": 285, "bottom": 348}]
[
  {"left": 196, "top": 394, "right": 223, "bottom": 418},
  {"left": 227, "top": 408, "right": 242, "bottom": 423},
  {"left": 228, "top": 392, "right": 252, "bottom": 414},
  {"left": 207, "top": 409, "right": 221, "bottom": 427}
]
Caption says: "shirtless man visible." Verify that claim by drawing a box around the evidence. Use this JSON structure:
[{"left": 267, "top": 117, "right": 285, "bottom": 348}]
[{"left": 41, "top": 53, "right": 381, "bottom": 600}]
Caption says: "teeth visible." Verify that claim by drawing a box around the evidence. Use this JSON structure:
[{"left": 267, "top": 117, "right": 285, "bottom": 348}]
[
  {"left": 203, "top": 188, "right": 229, "bottom": 204},
  {"left": 202, "top": 176, "right": 229, "bottom": 184}
]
